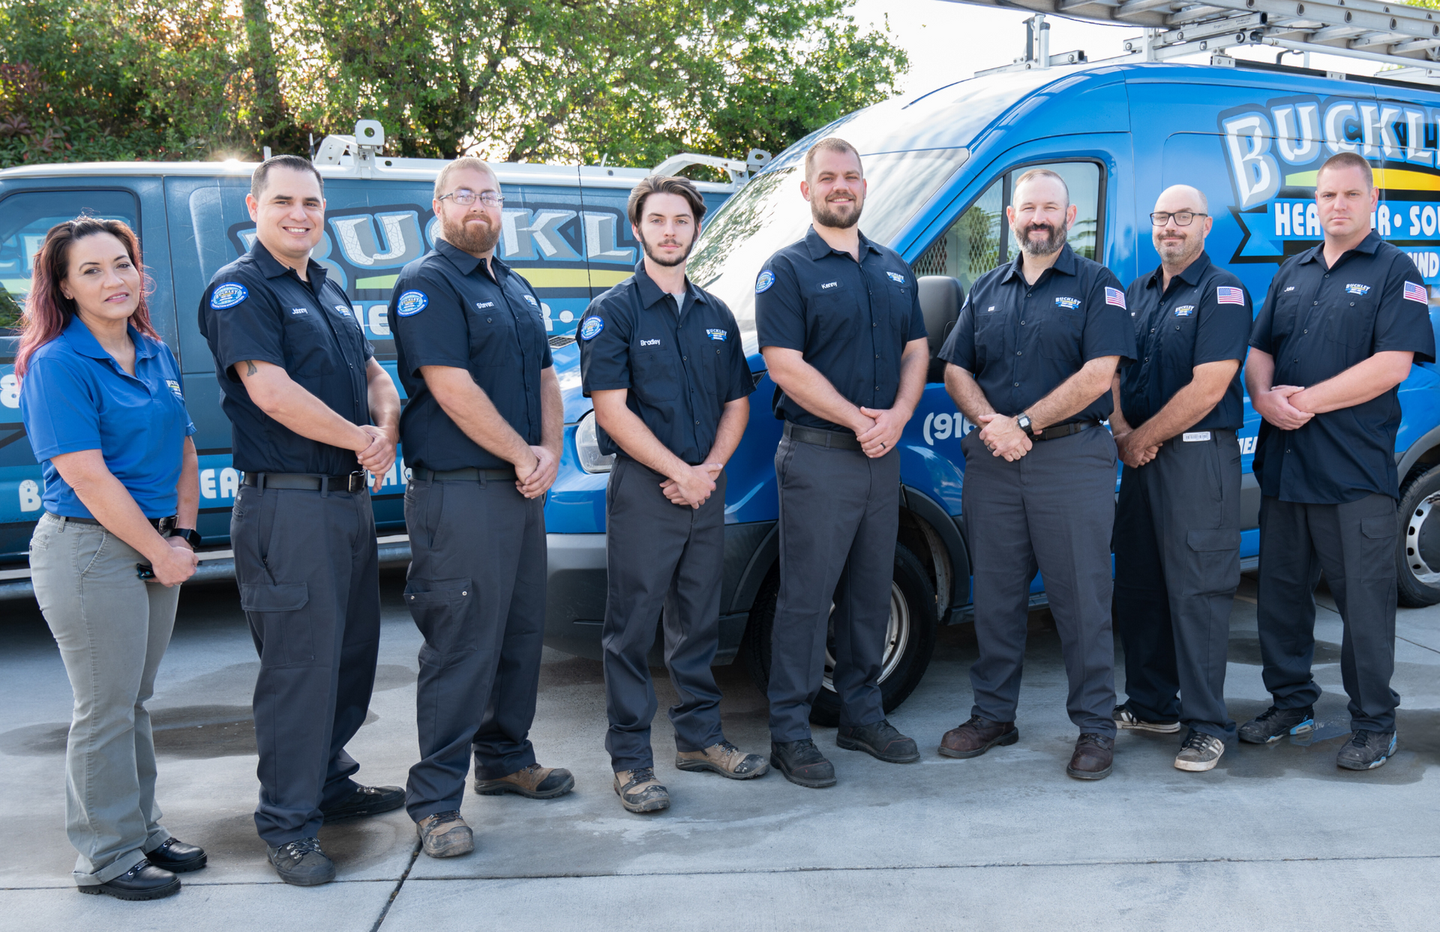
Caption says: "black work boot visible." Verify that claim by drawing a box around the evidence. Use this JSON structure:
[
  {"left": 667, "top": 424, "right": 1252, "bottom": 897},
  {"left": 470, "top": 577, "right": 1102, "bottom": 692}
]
[
  {"left": 837, "top": 719, "right": 921, "bottom": 763},
  {"left": 770, "top": 739, "right": 837, "bottom": 788}
]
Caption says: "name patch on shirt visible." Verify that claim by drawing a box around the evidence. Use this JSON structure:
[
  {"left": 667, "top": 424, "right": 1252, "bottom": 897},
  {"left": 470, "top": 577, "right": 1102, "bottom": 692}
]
[
  {"left": 1174, "top": 305, "right": 1195, "bottom": 317},
  {"left": 1216, "top": 286, "right": 1245, "bottom": 305},
  {"left": 1345, "top": 283, "right": 1371, "bottom": 296},
  {"left": 579, "top": 316, "right": 604, "bottom": 340},
  {"left": 820, "top": 281, "right": 839, "bottom": 290},
  {"left": 1284, "top": 285, "right": 1296, "bottom": 292},
  {"left": 640, "top": 338, "right": 661, "bottom": 347},
  {"left": 986, "top": 305, "right": 996, "bottom": 313},
  {"left": 1055, "top": 296, "right": 1082, "bottom": 310},
  {"left": 755, "top": 270, "right": 775, "bottom": 293},
  {"left": 1182, "top": 431, "right": 1212, "bottom": 442},
  {"left": 290, "top": 307, "right": 308, "bottom": 316},
  {"left": 396, "top": 290, "right": 428, "bottom": 317},
  {"left": 1104, "top": 287, "right": 1126, "bottom": 309},
  {"left": 706, "top": 328, "right": 728, "bottom": 342},
  {"left": 1405, "top": 282, "right": 1428, "bottom": 305},
  {"left": 210, "top": 282, "right": 248, "bottom": 310},
  {"left": 886, "top": 271, "right": 906, "bottom": 285},
  {"left": 476, "top": 301, "right": 495, "bottom": 309},
  {"left": 165, "top": 379, "right": 183, "bottom": 399}
]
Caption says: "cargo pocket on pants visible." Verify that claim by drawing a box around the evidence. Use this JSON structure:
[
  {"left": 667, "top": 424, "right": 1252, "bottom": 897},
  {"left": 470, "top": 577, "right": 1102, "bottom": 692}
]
[
  {"left": 1360, "top": 514, "right": 1398, "bottom": 579},
  {"left": 405, "top": 578, "right": 475, "bottom": 654},
  {"left": 240, "top": 582, "right": 312, "bottom": 665},
  {"left": 1186, "top": 528, "right": 1241, "bottom": 596}
]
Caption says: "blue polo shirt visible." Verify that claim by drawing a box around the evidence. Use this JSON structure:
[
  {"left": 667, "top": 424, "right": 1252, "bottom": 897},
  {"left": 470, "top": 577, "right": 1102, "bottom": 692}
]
[
  {"left": 389, "top": 241, "right": 552, "bottom": 471},
  {"left": 939, "top": 243, "right": 1135, "bottom": 423},
  {"left": 1250, "top": 231, "right": 1434, "bottom": 504},
  {"left": 20, "top": 316, "right": 195, "bottom": 519},
  {"left": 198, "top": 240, "right": 374, "bottom": 475},
  {"left": 579, "top": 261, "right": 754, "bottom": 465},
  {"left": 755, "top": 227, "right": 926, "bottom": 431}
]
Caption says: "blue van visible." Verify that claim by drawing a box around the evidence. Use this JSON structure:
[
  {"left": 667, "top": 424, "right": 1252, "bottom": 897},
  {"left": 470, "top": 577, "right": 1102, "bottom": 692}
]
[
  {"left": 541, "top": 58, "right": 1440, "bottom": 723},
  {"left": 0, "top": 128, "right": 740, "bottom": 592}
]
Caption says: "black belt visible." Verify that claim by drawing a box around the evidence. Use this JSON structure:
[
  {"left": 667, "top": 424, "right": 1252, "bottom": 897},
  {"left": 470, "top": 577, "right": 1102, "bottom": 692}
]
[
  {"left": 783, "top": 422, "right": 862, "bottom": 451},
  {"left": 1034, "top": 419, "right": 1101, "bottom": 441},
  {"left": 412, "top": 466, "right": 517, "bottom": 482},
  {"left": 242, "top": 471, "right": 367, "bottom": 493},
  {"left": 48, "top": 511, "right": 176, "bottom": 533}
]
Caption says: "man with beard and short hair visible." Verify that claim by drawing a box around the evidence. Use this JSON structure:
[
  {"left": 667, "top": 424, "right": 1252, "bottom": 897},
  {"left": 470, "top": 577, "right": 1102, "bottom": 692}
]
[
  {"left": 937, "top": 168, "right": 1136, "bottom": 780},
  {"left": 387, "top": 157, "right": 573, "bottom": 858},
  {"left": 578, "top": 176, "right": 764, "bottom": 814},
  {"left": 1110, "top": 185, "right": 1251, "bottom": 772},
  {"left": 755, "top": 138, "right": 929, "bottom": 788}
]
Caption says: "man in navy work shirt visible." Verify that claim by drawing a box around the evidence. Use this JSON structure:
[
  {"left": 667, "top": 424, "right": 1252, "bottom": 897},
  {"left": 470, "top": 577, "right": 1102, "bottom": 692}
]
[
  {"left": 756, "top": 138, "right": 929, "bottom": 788},
  {"left": 387, "top": 158, "right": 572, "bottom": 857},
  {"left": 579, "top": 176, "right": 764, "bottom": 814},
  {"left": 1110, "top": 185, "right": 1252, "bottom": 773},
  {"left": 197, "top": 155, "right": 402, "bottom": 886},
  {"left": 1243, "top": 152, "right": 1434, "bottom": 770},
  {"left": 938, "top": 168, "right": 1135, "bottom": 780}
]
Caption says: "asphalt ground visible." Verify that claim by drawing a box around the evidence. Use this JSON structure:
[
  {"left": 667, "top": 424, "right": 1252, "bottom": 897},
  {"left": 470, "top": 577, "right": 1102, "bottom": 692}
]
[{"left": 2, "top": 571, "right": 1439, "bottom": 931}]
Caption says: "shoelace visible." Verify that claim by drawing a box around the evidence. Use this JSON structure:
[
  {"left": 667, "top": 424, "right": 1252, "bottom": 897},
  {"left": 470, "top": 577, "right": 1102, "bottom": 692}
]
[
  {"left": 1181, "top": 732, "right": 1214, "bottom": 750},
  {"left": 279, "top": 838, "right": 324, "bottom": 861},
  {"left": 428, "top": 809, "right": 462, "bottom": 825},
  {"left": 1350, "top": 730, "right": 1373, "bottom": 747},
  {"left": 718, "top": 740, "right": 741, "bottom": 754},
  {"left": 629, "top": 767, "right": 657, "bottom": 785},
  {"left": 1077, "top": 733, "right": 1109, "bottom": 747}
]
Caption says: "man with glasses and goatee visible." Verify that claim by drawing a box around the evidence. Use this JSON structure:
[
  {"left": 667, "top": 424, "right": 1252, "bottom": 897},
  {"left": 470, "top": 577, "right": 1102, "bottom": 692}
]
[{"left": 388, "top": 158, "right": 574, "bottom": 859}]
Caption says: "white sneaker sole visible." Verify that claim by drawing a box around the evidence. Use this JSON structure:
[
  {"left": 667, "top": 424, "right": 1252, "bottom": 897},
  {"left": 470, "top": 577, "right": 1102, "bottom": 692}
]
[{"left": 1174, "top": 747, "right": 1225, "bottom": 772}]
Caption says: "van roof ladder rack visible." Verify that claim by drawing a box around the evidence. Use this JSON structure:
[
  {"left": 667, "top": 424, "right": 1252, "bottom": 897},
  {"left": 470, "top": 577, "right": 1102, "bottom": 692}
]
[{"left": 940, "top": 0, "right": 1440, "bottom": 83}]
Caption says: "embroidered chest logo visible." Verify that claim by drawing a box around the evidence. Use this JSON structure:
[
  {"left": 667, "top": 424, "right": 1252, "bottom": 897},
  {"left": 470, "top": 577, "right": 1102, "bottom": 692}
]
[
  {"left": 706, "top": 329, "right": 727, "bottom": 342},
  {"left": 523, "top": 294, "right": 540, "bottom": 308},
  {"left": 334, "top": 304, "right": 353, "bottom": 321},
  {"left": 1055, "top": 296, "right": 1082, "bottom": 310},
  {"left": 640, "top": 338, "right": 661, "bottom": 347},
  {"left": 1174, "top": 305, "right": 1195, "bottom": 317},
  {"left": 1345, "top": 283, "right": 1372, "bottom": 296},
  {"left": 886, "top": 271, "right": 906, "bottom": 285},
  {"left": 165, "top": 379, "right": 183, "bottom": 399}
]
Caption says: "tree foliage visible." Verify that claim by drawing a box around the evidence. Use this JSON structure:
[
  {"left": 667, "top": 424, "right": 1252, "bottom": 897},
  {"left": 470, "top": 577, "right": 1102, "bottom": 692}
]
[{"left": 0, "top": 0, "right": 906, "bottom": 168}]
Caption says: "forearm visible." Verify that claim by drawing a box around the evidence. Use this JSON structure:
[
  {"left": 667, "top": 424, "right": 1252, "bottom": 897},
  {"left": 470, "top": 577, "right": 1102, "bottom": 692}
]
[
  {"left": 704, "top": 398, "right": 750, "bottom": 466},
  {"left": 1292, "top": 352, "right": 1414, "bottom": 414},
  {"left": 1128, "top": 381, "right": 1225, "bottom": 447},
  {"left": 1026, "top": 356, "right": 1119, "bottom": 430},
  {"left": 1109, "top": 374, "right": 1132, "bottom": 434},
  {"left": 892, "top": 340, "right": 928, "bottom": 417},
  {"left": 943, "top": 365, "right": 995, "bottom": 423},
  {"left": 763, "top": 349, "right": 868, "bottom": 434},
  {"left": 176, "top": 439, "right": 199, "bottom": 528},
  {"left": 57, "top": 457, "right": 173, "bottom": 563},
  {"left": 240, "top": 363, "right": 369, "bottom": 452},
  {"left": 1244, "top": 350, "right": 1276, "bottom": 397},
  {"left": 593, "top": 396, "right": 692, "bottom": 481},
  {"left": 366, "top": 361, "right": 401, "bottom": 433},
  {"left": 430, "top": 377, "right": 535, "bottom": 470},
  {"left": 540, "top": 368, "right": 563, "bottom": 456}
]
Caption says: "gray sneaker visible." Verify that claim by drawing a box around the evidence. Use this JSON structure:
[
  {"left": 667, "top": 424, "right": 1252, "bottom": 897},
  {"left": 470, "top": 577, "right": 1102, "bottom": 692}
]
[
  {"left": 1336, "top": 730, "right": 1397, "bottom": 771},
  {"left": 266, "top": 837, "right": 335, "bottom": 886},
  {"left": 1174, "top": 730, "right": 1225, "bottom": 772},
  {"left": 1114, "top": 704, "right": 1181, "bottom": 735},
  {"left": 416, "top": 810, "right": 474, "bottom": 858}
]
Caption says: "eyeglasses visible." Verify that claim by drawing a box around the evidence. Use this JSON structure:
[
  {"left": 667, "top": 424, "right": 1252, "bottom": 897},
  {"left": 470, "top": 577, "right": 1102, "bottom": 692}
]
[
  {"left": 440, "top": 189, "right": 504, "bottom": 207},
  {"left": 1150, "top": 210, "right": 1207, "bottom": 226}
]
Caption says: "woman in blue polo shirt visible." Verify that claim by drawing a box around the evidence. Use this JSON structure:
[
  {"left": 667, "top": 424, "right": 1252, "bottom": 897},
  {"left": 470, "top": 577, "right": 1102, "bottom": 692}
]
[{"left": 16, "top": 218, "right": 206, "bottom": 901}]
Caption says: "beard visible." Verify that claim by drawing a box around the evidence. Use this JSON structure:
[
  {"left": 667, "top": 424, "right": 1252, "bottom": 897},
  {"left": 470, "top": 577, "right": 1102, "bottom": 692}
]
[
  {"left": 442, "top": 214, "right": 500, "bottom": 255},
  {"left": 1155, "top": 233, "right": 1200, "bottom": 265},
  {"left": 1017, "top": 220, "right": 1068, "bottom": 257},
  {"left": 812, "top": 192, "right": 863, "bottom": 229},
  {"left": 637, "top": 226, "right": 695, "bottom": 268}
]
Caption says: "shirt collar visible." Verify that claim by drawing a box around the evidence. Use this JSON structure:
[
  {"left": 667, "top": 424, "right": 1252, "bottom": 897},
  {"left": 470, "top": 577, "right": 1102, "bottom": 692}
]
[
  {"left": 249, "top": 239, "right": 330, "bottom": 290},
  {"left": 59, "top": 315, "right": 159, "bottom": 361},
  {"left": 803, "top": 225, "right": 882, "bottom": 262},
  {"left": 1000, "top": 241, "right": 1078, "bottom": 284},
  {"left": 434, "top": 237, "right": 502, "bottom": 279},
  {"left": 1297, "top": 230, "right": 1382, "bottom": 265},
  {"left": 633, "top": 260, "right": 706, "bottom": 310},
  {"left": 1146, "top": 250, "right": 1213, "bottom": 290}
]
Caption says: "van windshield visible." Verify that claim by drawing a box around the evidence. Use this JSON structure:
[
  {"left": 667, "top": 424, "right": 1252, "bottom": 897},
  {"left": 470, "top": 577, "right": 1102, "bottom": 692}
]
[{"left": 690, "top": 148, "right": 969, "bottom": 353}]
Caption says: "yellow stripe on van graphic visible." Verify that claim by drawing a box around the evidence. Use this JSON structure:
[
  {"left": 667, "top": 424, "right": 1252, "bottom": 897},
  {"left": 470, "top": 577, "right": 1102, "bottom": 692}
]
[
  {"left": 355, "top": 274, "right": 399, "bottom": 289},
  {"left": 512, "top": 268, "right": 633, "bottom": 289},
  {"left": 1285, "top": 168, "right": 1440, "bottom": 190}
]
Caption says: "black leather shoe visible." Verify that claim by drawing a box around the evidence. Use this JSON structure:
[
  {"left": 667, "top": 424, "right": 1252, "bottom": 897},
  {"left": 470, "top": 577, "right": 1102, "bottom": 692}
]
[
  {"left": 837, "top": 719, "right": 921, "bottom": 763},
  {"left": 770, "top": 739, "right": 837, "bottom": 788},
  {"left": 78, "top": 860, "right": 180, "bottom": 900},
  {"left": 321, "top": 784, "right": 405, "bottom": 822},
  {"left": 146, "top": 838, "right": 207, "bottom": 873}
]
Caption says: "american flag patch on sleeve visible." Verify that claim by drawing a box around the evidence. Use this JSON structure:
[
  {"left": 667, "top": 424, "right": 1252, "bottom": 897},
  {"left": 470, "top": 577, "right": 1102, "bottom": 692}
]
[
  {"left": 1104, "top": 287, "right": 1126, "bottom": 308},
  {"left": 1216, "top": 286, "right": 1245, "bottom": 305},
  {"left": 1405, "top": 282, "right": 1429, "bottom": 305}
]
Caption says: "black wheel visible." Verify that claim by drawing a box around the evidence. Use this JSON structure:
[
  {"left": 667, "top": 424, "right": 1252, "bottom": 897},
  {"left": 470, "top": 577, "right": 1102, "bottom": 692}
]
[
  {"left": 1398, "top": 464, "right": 1440, "bottom": 607},
  {"left": 740, "top": 543, "right": 939, "bottom": 727}
]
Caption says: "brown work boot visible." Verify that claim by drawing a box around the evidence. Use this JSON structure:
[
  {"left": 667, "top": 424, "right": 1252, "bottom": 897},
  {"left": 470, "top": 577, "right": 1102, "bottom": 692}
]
[
  {"left": 675, "top": 740, "right": 769, "bottom": 779},
  {"left": 938, "top": 716, "right": 1018, "bottom": 759},
  {"left": 474, "top": 762, "right": 575, "bottom": 799},
  {"left": 1066, "top": 733, "right": 1115, "bottom": 781},
  {"left": 614, "top": 767, "right": 670, "bottom": 813},
  {"left": 416, "top": 810, "right": 473, "bottom": 859}
]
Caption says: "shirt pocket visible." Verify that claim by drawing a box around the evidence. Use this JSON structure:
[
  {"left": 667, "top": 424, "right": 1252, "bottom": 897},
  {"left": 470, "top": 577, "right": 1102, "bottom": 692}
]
[
  {"left": 1039, "top": 305, "right": 1084, "bottom": 361},
  {"left": 1324, "top": 293, "right": 1378, "bottom": 351},
  {"left": 1269, "top": 291, "right": 1302, "bottom": 344},
  {"left": 807, "top": 287, "right": 859, "bottom": 345},
  {"left": 470, "top": 307, "right": 522, "bottom": 370},
  {"left": 632, "top": 346, "right": 681, "bottom": 404},
  {"left": 973, "top": 312, "right": 1008, "bottom": 370},
  {"left": 1159, "top": 308, "right": 1199, "bottom": 369},
  {"left": 282, "top": 314, "right": 336, "bottom": 377}
]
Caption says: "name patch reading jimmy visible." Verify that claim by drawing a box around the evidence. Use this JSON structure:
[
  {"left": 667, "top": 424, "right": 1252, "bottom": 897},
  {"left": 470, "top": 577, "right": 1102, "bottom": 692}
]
[
  {"left": 580, "top": 316, "right": 604, "bottom": 340},
  {"left": 396, "top": 291, "right": 428, "bottom": 317},
  {"left": 706, "top": 328, "right": 727, "bottom": 341},
  {"left": 210, "top": 283, "right": 248, "bottom": 310},
  {"left": 1055, "top": 296, "right": 1082, "bottom": 310},
  {"left": 755, "top": 270, "right": 775, "bottom": 294},
  {"left": 1104, "top": 287, "right": 1126, "bottom": 309}
]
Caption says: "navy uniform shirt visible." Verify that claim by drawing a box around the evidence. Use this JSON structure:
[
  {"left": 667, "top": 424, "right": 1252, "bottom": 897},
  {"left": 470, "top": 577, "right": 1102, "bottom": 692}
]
[
  {"left": 579, "top": 261, "right": 753, "bottom": 465},
  {"left": 1119, "top": 251, "right": 1251, "bottom": 430},
  {"left": 939, "top": 243, "right": 1136, "bottom": 421},
  {"left": 755, "top": 227, "right": 926, "bottom": 431},
  {"left": 1250, "top": 231, "right": 1434, "bottom": 504},
  {"left": 388, "top": 240, "right": 552, "bottom": 472},
  {"left": 198, "top": 240, "right": 374, "bottom": 475}
]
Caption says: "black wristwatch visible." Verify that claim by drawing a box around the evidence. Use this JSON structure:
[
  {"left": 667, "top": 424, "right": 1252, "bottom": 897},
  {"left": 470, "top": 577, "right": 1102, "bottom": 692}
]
[
  {"left": 168, "top": 527, "right": 202, "bottom": 548},
  {"left": 1016, "top": 413, "right": 1036, "bottom": 438}
]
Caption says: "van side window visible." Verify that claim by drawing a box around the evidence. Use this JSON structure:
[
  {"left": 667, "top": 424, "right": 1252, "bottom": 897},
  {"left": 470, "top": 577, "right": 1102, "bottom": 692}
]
[
  {"left": 912, "top": 161, "right": 1103, "bottom": 291},
  {"left": 0, "top": 190, "right": 140, "bottom": 330}
]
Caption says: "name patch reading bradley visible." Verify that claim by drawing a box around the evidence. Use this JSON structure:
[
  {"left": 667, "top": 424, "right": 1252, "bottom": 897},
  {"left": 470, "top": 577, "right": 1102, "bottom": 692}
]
[
  {"left": 210, "top": 283, "right": 248, "bottom": 309},
  {"left": 396, "top": 291, "right": 428, "bottom": 316}
]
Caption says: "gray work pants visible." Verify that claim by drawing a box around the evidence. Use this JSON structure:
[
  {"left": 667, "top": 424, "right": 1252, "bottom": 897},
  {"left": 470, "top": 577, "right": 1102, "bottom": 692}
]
[
  {"left": 1114, "top": 431, "right": 1241, "bottom": 743},
  {"left": 768, "top": 435, "right": 899, "bottom": 742},
  {"left": 232, "top": 483, "right": 381, "bottom": 846},
  {"left": 1256, "top": 493, "right": 1399, "bottom": 732},
  {"left": 403, "top": 474, "right": 544, "bottom": 819},
  {"left": 29, "top": 512, "right": 180, "bottom": 886},
  {"left": 602, "top": 457, "right": 727, "bottom": 771},
  {"left": 962, "top": 426, "right": 1118, "bottom": 736}
]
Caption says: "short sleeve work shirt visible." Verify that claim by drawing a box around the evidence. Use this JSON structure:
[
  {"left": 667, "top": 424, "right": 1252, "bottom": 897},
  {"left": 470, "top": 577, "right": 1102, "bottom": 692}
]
[
  {"left": 20, "top": 317, "right": 196, "bottom": 519},
  {"left": 388, "top": 241, "right": 552, "bottom": 471},
  {"left": 579, "top": 262, "right": 754, "bottom": 465},
  {"left": 198, "top": 240, "right": 374, "bottom": 475},
  {"left": 1249, "top": 232, "right": 1434, "bottom": 504},
  {"left": 755, "top": 227, "right": 926, "bottom": 431},
  {"left": 939, "top": 243, "right": 1136, "bottom": 421},
  {"left": 1119, "top": 252, "right": 1251, "bottom": 430}
]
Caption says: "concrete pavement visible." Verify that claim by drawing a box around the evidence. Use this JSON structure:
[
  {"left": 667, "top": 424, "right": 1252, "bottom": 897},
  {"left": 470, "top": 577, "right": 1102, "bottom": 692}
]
[{"left": 2, "top": 573, "right": 1439, "bottom": 931}]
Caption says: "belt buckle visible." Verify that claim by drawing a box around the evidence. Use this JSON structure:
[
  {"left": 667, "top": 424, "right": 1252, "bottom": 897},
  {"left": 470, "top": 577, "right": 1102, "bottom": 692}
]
[
  {"left": 157, "top": 515, "right": 177, "bottom": 535},
  {"left": 347, "top": 471, "right": 366, "bottom": 493}
]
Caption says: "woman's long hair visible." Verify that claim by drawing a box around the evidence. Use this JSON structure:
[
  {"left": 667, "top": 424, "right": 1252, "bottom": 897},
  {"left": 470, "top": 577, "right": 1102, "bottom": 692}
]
[{"left": 14, "top": 217, "right": 158, "bottom": 378}]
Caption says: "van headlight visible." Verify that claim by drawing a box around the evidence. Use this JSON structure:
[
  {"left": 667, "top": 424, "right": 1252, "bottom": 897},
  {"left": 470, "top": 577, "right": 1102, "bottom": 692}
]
[{"left": 575, "top": 411, "right": 616, "bottom": 474}]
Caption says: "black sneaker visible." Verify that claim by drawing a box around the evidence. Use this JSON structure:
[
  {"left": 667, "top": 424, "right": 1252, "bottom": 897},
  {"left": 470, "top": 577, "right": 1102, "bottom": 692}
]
[
  {"left": 1336, "top": 730, "right": 1397, "bottom": 771},
  {"left": 77, "top": 860, "right": 180, "bottom": 901},
  {"left": 770, "top": 739, "right": 837, "bottom": 788},
  {"left": 836, "top": 719, "right": 921, "bottom": 763},
  {"left": 266, "top": 837, "right": 336, "bottom": 886},
  {"left": 1238, "top": 705, "right": 1315, "bottom": 744},
  {"left": 321, "top": 784, "right": 405, "bottom": 822},
  {"left": 1114, "top": 704, "right": 1181, "bottom": 735}
]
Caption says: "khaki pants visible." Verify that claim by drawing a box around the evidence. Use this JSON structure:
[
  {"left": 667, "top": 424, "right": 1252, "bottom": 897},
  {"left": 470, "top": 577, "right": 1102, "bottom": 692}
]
[{"left": 29, "top": 512, "right": 180, "bottom": 885}]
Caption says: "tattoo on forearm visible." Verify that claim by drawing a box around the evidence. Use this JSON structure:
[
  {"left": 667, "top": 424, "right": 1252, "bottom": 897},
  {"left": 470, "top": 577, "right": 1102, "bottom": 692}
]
[{"left": 245, "top": 361, "right": 258, "bottom": 376}]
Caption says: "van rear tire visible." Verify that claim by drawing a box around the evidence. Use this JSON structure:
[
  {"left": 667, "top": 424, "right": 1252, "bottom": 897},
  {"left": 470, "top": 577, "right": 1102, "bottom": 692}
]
[{"left": 1397, "top": 465, "right": 1440, "bottom": 607}]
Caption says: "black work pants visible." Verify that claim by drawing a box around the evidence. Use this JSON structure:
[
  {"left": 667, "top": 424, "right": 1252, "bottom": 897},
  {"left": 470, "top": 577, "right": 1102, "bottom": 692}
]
[
  {"left": 1114, "top": 430, "right": 1241, "bottom": 743},
  {"left": 233, "top": 484, "right": 381, "bottom": 846},
  {"left": 403, "top": 474, "right": 545, "bottom": 820},
  {"left": 1255, "top": 493, "right": 1399, "bottom": 732}
]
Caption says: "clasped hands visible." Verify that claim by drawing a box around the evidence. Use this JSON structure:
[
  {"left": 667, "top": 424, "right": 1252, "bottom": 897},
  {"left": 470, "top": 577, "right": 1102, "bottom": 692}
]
[{"left": 1253, "top": 384, "right": 1314, "bottom": 431}]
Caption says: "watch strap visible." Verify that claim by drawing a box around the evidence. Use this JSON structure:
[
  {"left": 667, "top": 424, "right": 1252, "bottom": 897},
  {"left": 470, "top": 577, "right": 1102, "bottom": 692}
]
[{"left": 168, "top": 527, "right": 202, "bottom": 547}]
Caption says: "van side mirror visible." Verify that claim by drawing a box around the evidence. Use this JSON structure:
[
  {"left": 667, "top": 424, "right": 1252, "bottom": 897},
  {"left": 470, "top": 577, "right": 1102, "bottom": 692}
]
[{"left": 917, "top": 275, "right": 964, "bottom": 383}]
